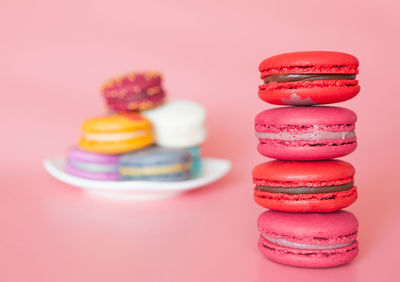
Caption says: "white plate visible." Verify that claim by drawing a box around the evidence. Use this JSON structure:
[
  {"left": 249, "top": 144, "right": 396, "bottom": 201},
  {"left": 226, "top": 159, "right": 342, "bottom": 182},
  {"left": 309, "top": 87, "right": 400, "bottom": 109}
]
[{"left": 43, "top": 157, "right": 231, "bottom": 200}]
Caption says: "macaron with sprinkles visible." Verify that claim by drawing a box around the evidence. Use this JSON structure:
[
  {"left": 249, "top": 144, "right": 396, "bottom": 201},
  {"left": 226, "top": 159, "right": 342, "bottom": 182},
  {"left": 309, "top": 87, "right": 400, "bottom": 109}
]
[
  {"left": 257, "top": 210, "right": 359, "bottom": 268},
  {"left": 258, "top": 51, "right": 360, "bottom": 105},
  {"left": 119, "top": 146, "right": 192, "bottom": 181},
  {"left": 79, "top": 113, "right": 154, "bottom": 154},
  {"left": 101, "top": 71, "right": 165, "bottom": 111},
  {"left": 253, "top": 160, "right": 357, "bottom": 212},
  {"left": 65, "top": 147, "right": 119, "bottom": 180},
  {"left": 255, "top": 106, "right": 357, "bottom": 160}
]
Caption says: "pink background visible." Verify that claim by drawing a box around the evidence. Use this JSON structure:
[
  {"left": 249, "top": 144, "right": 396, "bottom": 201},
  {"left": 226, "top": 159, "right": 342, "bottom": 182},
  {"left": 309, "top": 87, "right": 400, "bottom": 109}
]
[{"left": 1, "top": 0, "right": 399, "bottom": 281}]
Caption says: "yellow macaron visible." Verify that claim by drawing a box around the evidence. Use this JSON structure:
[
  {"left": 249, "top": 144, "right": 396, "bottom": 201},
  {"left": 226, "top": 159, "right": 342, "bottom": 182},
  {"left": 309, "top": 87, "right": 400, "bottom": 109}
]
[{"left": 79, "top": 113, "right": 154, "bottom": 154}]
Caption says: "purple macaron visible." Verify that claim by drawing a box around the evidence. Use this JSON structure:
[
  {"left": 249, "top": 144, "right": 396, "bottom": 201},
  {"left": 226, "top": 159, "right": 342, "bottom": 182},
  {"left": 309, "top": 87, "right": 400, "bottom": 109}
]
[{"left": 66, "top": 146, "right": 119, "bottom": 180}]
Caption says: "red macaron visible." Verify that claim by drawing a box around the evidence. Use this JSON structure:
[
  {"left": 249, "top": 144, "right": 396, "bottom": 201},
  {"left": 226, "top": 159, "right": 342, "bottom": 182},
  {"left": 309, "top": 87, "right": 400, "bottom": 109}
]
[
  {"left": 258, "top": 51, "right": 360, "bottom": 105},
  {"left": 101, "top": 71, "right": 165, "bottom": 111},
  {"left": 253, "top": 160, "right": 357, "bottom": 212}
]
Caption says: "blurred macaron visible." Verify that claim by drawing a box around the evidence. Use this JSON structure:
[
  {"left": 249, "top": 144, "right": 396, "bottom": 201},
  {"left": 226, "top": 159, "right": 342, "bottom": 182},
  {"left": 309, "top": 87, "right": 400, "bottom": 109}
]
[
  {"left": 119, "top": 146, "right": 192, "bottom": 181},
  {"left": 79, "top": 113, "right": 154, "bottom": 154},
  {"left": 142, "top": 100, "right": 206, "bottom": 148}
]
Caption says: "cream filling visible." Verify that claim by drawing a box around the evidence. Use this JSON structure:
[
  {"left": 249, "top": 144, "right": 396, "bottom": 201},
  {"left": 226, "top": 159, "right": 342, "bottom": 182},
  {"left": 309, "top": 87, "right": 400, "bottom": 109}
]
[
  {"left": 70, "top": 161, "right": 118, "bottom": 173},
  {"left": 262, "top": 234, "right": 354, "bottom": 250},
  {"left": 120, "top": 162, "right": 192, "bottom": 176},
  {"left": 83, "top": 130, "right": 148, "bottom": 141},
  {"left": 255, "top": 130, "right": 355, "bottom": 141}
]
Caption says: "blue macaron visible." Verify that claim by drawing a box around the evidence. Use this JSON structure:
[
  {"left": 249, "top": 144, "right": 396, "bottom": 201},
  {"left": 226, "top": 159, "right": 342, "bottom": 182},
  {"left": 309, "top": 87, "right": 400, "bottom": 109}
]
[
  {"left": 187, "top": 146, "right": 202, "bottom": 176},
  {"left": 119, "top": 146, "right": 193, "bottom": 181}
]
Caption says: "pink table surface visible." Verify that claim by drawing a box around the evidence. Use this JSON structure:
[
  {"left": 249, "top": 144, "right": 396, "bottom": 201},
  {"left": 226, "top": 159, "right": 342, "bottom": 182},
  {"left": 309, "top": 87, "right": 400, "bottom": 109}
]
[{"left": 1, "top": 0, "right": 399, "bottom": 281}]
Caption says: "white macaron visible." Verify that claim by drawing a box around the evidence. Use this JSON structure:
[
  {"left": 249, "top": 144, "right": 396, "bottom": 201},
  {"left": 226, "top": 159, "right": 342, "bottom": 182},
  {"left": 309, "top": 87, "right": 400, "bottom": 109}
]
[{"left": 142, "top": 100, "right": 207, "bottom": 148}]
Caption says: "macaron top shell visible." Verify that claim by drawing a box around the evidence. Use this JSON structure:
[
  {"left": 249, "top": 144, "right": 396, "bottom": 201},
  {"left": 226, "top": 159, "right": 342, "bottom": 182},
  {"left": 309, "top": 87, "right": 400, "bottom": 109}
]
[
  {"left": 259, "top": 51, "right": 359, "bottom": 77},
  {"left": 253, "top": 160, "right": 355, "bottom": 184},
  {"left": 119, "top": 146, "right": 192, "bottom": 166},
  {"left": 258, "top": 210, "right": 358, "bottom": 245},
  {"left": 82, "top": 113, "right": 151, "bottom": 133},
  {"left": 255, "top": 106, "right": 357, "bottom": 126},
  {"left": 67, "top": 146, "right": 119, "bottom": 164},
  {"left": 143, "top": 99, "right": 206, "bottom": 125},
  {"left": 101, "top": 71, "right": 162, "bottom": 97}
]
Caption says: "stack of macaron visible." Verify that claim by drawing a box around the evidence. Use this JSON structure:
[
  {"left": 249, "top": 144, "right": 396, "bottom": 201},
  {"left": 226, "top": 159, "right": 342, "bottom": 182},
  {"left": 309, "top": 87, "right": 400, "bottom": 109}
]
[
  {"left": 253, "top": 51, "right": 360, "bottom": 267},
  {"left": 66, "top": 71, "right": 207, "bottom": 182},
  {"left": 142, "top": 99, "right": 206, "bottom": 176}
]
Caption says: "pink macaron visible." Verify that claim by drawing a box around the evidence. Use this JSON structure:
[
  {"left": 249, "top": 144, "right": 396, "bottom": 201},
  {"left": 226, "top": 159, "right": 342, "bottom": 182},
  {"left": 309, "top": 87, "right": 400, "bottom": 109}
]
[
  {"left": 66, "top": 146, "right": 119, "bottom": 180},
  {"left": 258, "top": 210, "right": 359, "bottom": 268},
  {"left": 255, "top": 106, "right": 357, "bottom": 160}
]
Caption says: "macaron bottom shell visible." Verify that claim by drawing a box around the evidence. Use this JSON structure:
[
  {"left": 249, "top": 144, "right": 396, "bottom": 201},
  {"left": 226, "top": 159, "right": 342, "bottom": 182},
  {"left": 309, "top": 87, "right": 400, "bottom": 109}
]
[
  {"left": 105, "top": 94, "right": 165, "bottom": 111},
  {"left": 258, "top": 80, "right": 360, "bottom": 106},
  {"left": 120, "top": 170, "right": 191, "bottom": 181},
  {"left": 119, "top": 161, "right": 192, "bottom": 182},
  {"left": 79, "top": 135, "right": 154, "bottom": 154},
  {"left": 258, "top": 236, "right": 359, "bottom": 268},
  {"left": 254, "top": 186, "right": 358, "bottom": 212}
]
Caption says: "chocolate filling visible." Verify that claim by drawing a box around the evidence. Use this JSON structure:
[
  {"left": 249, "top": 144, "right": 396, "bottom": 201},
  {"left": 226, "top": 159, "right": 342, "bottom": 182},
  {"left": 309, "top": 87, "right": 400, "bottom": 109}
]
[
  {"left": 263, "top": 74, "right": 356, "bottom": 84},
  {"left": 256, "top": 181, "right": 354, "bottom": 194}
]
